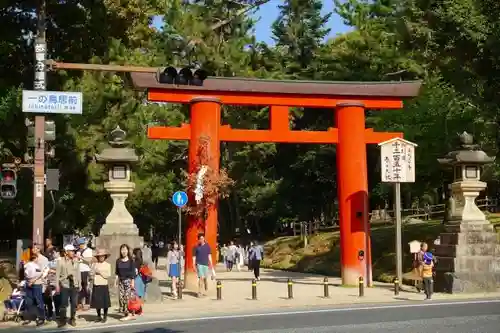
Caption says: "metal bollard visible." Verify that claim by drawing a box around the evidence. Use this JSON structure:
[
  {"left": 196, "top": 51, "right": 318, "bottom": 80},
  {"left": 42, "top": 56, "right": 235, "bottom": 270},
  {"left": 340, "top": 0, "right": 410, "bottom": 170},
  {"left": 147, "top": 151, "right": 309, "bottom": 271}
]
[
  {"left": 394, "top": 278, "right": 400, "bottom": 296},
  {"left": 287, "top": 278, "right": 293, "bottom": 299},
  {"left": 252, "top": 279, "right": 257, "bottom": 300},
  {"left": 358, "top": 276, "right": 364, "bottom": 297},
  {"left": 177, "top": 280, "right": 183, "bottom": 299},
  {"left": 323, "top": 277, "right": 329, "bottom": 298},
  {"left": 216, "top": 280, "right": 222, "bottom": 300}
]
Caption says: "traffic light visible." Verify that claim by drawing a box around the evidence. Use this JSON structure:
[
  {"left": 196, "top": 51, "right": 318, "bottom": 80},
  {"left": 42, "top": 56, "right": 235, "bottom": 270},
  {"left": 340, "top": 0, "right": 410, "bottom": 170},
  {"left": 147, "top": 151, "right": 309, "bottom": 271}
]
[
  {"left": 157, "top": 67, "right": 208, "bottom": 86},
  {"left": 158, "top": 67, "right": 177, "bottom": 84},
  {"left": 26, "top": 119, "right": 56, "bottom": 148},
  {"left": 1, "top": 168, "right": 17, "bottom": 199}
]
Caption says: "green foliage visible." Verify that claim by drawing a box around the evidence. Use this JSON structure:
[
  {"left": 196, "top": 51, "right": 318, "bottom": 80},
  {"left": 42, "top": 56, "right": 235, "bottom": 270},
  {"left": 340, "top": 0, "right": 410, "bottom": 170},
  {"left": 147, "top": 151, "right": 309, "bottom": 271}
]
[{"left": 0, "top": 0, "right": 499, "bottom": 242}]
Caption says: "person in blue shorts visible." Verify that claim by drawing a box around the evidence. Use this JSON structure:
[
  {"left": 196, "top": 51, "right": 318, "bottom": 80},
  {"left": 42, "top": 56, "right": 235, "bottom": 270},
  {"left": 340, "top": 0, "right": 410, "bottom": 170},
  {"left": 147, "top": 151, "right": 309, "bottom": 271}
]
[{"left": 192, "top": 234, "right": 213, "bottom": 297}]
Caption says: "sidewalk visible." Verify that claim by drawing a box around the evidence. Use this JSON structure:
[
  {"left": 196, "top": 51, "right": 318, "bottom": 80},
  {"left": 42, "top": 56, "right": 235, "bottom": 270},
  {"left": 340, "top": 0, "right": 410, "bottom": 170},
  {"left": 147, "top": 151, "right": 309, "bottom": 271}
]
[
  {"left": 2, "top": 258, "right": 499, "bottom": 329},
  {"left": 142, "top": 257, "right": 500, "bottom": 317}
]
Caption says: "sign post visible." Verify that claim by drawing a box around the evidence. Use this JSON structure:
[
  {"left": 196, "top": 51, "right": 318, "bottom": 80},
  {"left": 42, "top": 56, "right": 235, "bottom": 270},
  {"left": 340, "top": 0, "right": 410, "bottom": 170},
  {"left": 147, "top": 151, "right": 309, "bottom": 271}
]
[
  {"left": 32, "top": 0, "right": 47, "bottom": 245},
  {"left": 22, "top": 89, "right": 83, "bottom": 245},
  {"left": 172, "top": 191, "right": 188, "bottom": 246},
  {"left": 379, "top": 138, "right": 417, "bottom": 285}
]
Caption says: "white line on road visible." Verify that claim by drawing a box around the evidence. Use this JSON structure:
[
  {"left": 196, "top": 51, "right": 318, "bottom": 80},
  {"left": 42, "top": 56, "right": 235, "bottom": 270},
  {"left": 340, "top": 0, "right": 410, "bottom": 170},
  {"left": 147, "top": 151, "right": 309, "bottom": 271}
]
[{"left": 40, "top": 298, "right": 500, "bottom": 332}]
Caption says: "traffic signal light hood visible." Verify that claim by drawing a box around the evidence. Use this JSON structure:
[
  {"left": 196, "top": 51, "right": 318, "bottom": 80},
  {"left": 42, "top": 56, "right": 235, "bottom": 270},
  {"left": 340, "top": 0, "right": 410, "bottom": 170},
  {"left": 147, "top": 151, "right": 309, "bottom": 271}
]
[{"left": 156, "top": 67, "right": 208, "bottom": 86}]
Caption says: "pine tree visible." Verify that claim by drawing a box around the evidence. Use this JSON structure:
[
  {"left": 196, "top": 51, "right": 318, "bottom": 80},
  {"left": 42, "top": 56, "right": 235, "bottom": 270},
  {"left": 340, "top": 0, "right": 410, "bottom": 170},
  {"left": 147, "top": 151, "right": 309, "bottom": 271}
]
[{"left": 272, "top": 0, "right": 331, "bottom": 76}]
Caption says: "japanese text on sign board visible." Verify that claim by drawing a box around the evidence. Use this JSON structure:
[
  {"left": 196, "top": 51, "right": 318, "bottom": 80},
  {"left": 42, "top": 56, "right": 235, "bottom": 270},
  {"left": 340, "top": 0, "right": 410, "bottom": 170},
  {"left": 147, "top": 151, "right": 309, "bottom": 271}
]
[
  {"left": 22, "top": 90, "right": 83, "bottom": 114},
  {"left": 27, "top": 94, "right": 80, "bottom": 112},
  {"left": 380, "top": 139, "right": 416, "bottom": 183}
]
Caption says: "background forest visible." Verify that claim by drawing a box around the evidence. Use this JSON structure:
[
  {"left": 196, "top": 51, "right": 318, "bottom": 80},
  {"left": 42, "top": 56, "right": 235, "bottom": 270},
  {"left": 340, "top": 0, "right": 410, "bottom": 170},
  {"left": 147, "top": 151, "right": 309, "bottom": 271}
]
[{"left": 1, "top": 0, "right": 499, "bottom": 242}]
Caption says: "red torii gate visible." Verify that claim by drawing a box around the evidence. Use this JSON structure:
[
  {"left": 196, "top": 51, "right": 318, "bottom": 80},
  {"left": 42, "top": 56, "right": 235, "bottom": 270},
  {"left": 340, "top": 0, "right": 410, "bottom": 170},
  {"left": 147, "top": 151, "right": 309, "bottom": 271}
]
[{"left": 131, "top": 73, "right": 421, "bottom": 287}]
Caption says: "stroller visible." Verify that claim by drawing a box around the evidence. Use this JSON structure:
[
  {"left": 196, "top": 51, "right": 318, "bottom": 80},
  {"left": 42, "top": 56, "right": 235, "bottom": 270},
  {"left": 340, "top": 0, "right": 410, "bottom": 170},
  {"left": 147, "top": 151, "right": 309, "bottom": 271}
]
[{"left": 2, "top": 283, "right": 26, "bottom": 322}]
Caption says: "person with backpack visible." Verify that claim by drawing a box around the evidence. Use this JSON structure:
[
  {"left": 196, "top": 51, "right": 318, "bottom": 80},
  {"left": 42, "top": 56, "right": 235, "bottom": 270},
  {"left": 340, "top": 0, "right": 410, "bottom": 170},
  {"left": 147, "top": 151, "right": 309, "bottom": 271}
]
[
  {"left": 421, "top": 252, "right": 434, "bottom": 300},
  {"left": 132, "top": 248, "right": 147, "bottom": 306},
  {"left": 166, "top": 241, "right": 181, "bottom": 298}
]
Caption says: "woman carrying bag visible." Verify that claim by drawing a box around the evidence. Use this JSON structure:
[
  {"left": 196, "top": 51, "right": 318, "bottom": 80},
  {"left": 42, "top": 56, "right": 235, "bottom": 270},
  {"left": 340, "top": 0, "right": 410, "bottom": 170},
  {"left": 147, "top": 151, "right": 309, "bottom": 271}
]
[
  {"left": 90, "top": 249, "right": 111, "bottom": 323},
  {"left": 115, "top": 244, "right": 135, "bottom": 321}
]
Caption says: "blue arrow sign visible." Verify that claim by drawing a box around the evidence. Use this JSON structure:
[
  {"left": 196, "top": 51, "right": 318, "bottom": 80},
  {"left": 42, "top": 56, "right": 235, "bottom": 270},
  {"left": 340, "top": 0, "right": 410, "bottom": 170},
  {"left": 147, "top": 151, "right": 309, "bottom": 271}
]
[{"left": 172, "top": 191, "right": 188, "bottom": 207}]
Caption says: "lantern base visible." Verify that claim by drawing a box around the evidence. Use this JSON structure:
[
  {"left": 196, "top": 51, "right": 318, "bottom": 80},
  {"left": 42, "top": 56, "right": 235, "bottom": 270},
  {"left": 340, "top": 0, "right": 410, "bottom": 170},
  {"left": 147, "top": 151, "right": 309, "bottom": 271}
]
[{"left": 434, "top": 220, "right": 500, "bottom": 293}]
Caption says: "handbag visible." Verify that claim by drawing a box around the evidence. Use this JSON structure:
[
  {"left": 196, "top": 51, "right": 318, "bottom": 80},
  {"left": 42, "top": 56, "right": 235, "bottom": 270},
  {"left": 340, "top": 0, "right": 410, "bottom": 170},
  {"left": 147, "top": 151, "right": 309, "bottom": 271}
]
[
  {"left": 139, "top": 265, "right": 153, "bottom": 283},
  {"left": 127, "top": 293, "right": 142, "bottom": 312}
]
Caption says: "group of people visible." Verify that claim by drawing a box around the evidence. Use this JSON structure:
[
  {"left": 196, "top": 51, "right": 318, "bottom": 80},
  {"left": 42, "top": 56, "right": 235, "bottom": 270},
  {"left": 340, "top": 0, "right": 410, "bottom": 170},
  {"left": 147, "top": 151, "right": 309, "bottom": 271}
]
[
  {"left": 220, "top": 241, "right": 263, "bottom": 280},
  {"left": 6, "top": 234, "right": 263, "bottom": 326},
  {"left": 12, "top": 238, "right": 154, "bottom": 327}
]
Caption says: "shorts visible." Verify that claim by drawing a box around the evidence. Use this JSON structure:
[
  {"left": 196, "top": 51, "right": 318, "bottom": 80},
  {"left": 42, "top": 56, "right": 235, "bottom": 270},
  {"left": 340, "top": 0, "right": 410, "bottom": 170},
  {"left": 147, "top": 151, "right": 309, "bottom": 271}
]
[{"left": 196, "top": 264, "right": 209, "bottom": 278}]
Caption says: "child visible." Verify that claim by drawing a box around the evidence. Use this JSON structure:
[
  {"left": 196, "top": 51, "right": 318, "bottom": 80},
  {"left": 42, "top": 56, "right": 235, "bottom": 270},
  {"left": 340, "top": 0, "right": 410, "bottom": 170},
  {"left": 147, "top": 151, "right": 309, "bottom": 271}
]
[
  {"left": 421, "top": 252, "right": 434, "bottom": 300},
  {"left": 4, "top": 281, "right": 25, "bottom": 312}
]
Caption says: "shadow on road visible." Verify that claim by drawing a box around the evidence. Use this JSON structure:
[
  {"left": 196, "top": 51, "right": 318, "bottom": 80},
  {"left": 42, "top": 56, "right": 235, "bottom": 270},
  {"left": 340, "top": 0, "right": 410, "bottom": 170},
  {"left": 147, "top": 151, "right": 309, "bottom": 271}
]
[
  {"left": 78, "top": 312, "right": 123, "bottom": 322},
  {"left": 99, "top": 329, "right": 182, "bottom": 333}
]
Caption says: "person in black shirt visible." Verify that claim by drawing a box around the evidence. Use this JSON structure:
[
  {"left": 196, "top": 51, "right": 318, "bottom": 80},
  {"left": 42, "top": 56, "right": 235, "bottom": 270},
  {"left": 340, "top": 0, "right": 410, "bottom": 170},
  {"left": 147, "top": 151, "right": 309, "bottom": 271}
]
[
  {"left": 115, "top": 244, "right": 136, "bottom": 320},
  {"left": 44, "top": 238, "right": 56, "bottom": 262},
  {"left": 151, "top": 242, "right": 160, "bottom": 270}
]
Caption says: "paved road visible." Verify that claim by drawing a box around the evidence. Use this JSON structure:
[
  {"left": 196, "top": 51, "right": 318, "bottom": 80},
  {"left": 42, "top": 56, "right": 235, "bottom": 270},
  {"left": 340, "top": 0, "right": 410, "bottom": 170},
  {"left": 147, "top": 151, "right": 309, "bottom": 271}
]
[{"left": 5, "top": 299, "right": 500, "bottom": 333}]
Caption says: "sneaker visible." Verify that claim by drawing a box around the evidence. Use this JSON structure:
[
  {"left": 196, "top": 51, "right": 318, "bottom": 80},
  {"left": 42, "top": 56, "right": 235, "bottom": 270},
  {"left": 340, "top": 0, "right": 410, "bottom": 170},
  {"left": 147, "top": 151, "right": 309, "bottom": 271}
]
[{"left": 68, "top": 318, "right": 77, "bottom": 327}]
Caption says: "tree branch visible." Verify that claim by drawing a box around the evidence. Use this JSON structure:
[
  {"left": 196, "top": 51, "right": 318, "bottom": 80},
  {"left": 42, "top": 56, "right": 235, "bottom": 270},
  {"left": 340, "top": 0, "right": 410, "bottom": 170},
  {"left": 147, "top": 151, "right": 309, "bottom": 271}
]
[
  {"left": 187, "top": 0, "right": 271, "bottom": 48},
  {"left": 209, "top": 0, "right": 270, "bottom": 31}
]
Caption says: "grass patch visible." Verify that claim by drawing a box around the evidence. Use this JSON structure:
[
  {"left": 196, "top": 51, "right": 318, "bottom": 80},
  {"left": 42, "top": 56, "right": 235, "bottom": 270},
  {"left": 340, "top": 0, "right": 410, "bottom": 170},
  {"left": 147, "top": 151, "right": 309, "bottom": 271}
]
[{"left": 263, "top": 216, "right": 500, "bottom": 284}]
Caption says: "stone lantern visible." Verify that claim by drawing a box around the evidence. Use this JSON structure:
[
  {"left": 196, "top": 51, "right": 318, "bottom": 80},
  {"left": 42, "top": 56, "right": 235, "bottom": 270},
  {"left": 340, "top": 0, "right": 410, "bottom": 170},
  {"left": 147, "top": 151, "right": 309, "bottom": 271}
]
[
  {"left": 95, "top": 126, "right": 143, "bottom": 252},
  {"left": 94, "top": 126, "right": 162, "bottom": 302},
  {"left": 434, "top": 132, "right": 499, "bottom": 293},
  {"left": 437, "top": 131, "right": 495, "bottom": 222}
]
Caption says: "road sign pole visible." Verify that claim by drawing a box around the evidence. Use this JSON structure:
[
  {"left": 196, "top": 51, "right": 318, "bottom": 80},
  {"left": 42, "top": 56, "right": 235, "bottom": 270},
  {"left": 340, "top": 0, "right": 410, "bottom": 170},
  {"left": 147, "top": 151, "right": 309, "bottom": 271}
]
[
  {"left": 172, "top": 191, "right": 188, "bottom": 247},
  {"left": 33, "top": 0, "right": 46, "bottom": 245},
  {"left": 379, "top": 137, "right": 418, "bottom": 291},
  {"left": 178, "top": 207, "right": 182, "bottom": 246},
  {"left": 394, "top": 182, "right": 403, "bottom": 285}
]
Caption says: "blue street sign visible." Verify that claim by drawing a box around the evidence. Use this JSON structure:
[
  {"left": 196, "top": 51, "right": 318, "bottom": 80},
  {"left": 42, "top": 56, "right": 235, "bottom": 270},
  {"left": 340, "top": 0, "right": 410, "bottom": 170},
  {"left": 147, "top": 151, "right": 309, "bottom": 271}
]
[
  {"left": 22, "top": 90, "right": 83, "bottom": 115},
  {"left": 172, "top": 191, "right": 188, "bottom": 207}
]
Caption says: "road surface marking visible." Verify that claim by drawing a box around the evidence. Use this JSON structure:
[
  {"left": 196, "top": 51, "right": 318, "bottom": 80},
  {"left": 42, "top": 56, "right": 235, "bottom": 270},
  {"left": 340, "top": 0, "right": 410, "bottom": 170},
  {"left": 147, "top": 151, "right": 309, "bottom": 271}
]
[{"left": 40, "top": 298, "right": 500, "bottom": 332}]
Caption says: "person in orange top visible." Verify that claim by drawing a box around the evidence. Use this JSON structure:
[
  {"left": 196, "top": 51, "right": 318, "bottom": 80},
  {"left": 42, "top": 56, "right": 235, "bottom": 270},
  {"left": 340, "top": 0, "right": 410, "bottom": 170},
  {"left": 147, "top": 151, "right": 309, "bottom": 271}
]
[{"left": 421, "top": 252, "right": 434, "bottom": 300}]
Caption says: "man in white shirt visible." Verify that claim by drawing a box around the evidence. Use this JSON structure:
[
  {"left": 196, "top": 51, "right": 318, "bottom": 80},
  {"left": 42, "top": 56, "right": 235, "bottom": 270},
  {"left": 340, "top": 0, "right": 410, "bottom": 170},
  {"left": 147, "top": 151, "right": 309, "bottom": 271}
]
[{"left": 76, "top": 238, "right": 93, "bottom": 310}]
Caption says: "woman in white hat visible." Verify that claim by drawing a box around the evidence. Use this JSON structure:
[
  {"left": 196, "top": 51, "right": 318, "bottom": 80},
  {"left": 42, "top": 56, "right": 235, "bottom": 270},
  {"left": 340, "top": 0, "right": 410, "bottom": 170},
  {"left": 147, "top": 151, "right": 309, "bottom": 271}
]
[{"left": 90, "top": 249, "right": 111, "bottom": 323}]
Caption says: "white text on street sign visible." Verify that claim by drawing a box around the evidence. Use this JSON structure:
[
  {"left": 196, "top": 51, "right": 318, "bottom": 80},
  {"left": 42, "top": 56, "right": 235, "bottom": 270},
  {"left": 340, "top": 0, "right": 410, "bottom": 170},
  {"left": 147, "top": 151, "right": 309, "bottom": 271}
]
[
  {"left": 379, "top": 138, "right": 417, "bottom": 183},
  {"left": 22, "top": 90, "right": 83, "bottom": 114}
]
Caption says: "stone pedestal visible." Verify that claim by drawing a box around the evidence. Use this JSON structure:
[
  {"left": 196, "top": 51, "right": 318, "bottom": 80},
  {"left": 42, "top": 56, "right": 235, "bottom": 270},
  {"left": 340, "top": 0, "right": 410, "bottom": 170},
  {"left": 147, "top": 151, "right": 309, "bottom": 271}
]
[
  {"left": 95, "top": 179, "right": 162, "bottom": 303},
  {"left": 434, "top": 181, "right": 500, "bottom": 293}
]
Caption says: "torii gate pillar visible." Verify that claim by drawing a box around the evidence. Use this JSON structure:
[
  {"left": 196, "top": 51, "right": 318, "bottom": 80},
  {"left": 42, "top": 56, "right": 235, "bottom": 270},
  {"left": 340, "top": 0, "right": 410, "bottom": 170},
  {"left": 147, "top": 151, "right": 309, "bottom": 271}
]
[
  {"left": 184, "top": 97, "right": 221, "bottom": 291},
  {"left": 336, "top": 102, "right": 371, "bottom": 285}
]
